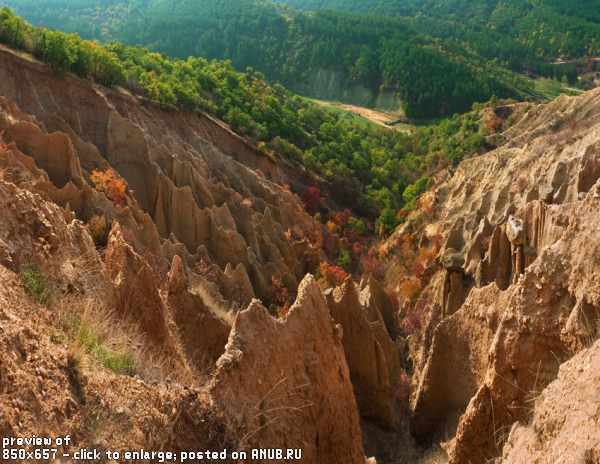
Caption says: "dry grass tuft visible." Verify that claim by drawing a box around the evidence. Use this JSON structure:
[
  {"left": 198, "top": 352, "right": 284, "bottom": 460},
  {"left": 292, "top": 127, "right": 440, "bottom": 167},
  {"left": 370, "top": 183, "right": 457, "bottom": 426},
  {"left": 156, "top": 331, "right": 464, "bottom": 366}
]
[{"left": 53, "top": 296, "right": 183, "bottom": 383}]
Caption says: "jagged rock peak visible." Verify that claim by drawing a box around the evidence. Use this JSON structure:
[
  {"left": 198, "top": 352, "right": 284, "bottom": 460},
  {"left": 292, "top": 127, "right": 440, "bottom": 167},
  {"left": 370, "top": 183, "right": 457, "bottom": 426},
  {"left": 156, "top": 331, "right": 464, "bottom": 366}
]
[{"left": 212, "top": 274, "right": 370, "bottom": 464}]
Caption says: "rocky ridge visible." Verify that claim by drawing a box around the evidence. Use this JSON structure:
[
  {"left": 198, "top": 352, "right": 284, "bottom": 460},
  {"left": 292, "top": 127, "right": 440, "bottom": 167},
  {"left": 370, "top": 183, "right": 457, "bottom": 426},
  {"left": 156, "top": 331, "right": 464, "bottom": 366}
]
[
  {"left": 0, "top": 44, "right": 319, "bottom": 307},
  {"left": 385, "top": 88, "right": 600, "bottom": 462}
]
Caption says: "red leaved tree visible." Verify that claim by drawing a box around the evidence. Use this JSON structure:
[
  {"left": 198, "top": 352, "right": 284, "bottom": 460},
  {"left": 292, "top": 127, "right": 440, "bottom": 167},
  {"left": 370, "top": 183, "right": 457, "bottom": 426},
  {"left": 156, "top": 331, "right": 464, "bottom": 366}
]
[
  {"left": 319, "top": 261, "right": 348, "bottom": 287},
  {"left": 302, "top": 186, "right": 321, "bottom": 214}
]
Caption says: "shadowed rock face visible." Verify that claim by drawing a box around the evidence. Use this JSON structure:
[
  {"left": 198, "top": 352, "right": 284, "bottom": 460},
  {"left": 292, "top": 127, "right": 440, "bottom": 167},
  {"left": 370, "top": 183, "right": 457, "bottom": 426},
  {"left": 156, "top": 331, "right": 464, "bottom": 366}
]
[
  {"left": 211, "top": 275, "right": 367, "bottom": 464},
  {"left": 381, "top": 88, "right": 600, "bottom": 462},
  {"left": 325, "top": 279, "right": 402, "bottom": 429},
  {"left": 166, "top": 255, "right": 231, "bottom": 370}
]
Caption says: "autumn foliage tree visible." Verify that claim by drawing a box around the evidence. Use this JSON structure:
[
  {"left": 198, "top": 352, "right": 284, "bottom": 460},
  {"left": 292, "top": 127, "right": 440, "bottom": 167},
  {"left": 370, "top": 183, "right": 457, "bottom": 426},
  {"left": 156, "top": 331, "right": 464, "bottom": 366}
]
[
  {"left": 360, "top": 246, "right": 385, "bottom": 280},
  {"left": 319, "top": 261, "right": 349, "bottom": 287},
  {"left": 302, "top": 186, "right": 321, "bottom": 214},
  {"left": 90, "top": 168, "right": 128, "bottom": 206},
  {"left": 401, "top": 298, "right": 429, "bottom": 337},
  {"left": 484, "top": 110, "right": 504, "bottom": 134}
]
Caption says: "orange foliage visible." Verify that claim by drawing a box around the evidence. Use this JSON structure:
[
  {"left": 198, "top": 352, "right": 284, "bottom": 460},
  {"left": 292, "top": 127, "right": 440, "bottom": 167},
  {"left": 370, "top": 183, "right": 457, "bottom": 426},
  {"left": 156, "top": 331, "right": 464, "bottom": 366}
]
[
  {"left": 87, "top": 214, "right": 109, "bottom": 247},
  {"left": 326, "top": 220, "right": 337, "bottom": 234},
  {"left": 398, "top": 277, "right": 422, "bottom": 300},
  {"left": 413, "top": 246, "right": 437, "bottom": 278},
  {"left": 332, "top": 209, "right": 351, "bottom": 228},
  {"left": 395, "top": 231, "right": 443, "bottom": 280},
  {"left": 396, "top": 208, "right": 411, "bottom": 221},
  {"left": 90, "top": 168, "right": 128, "bottom": 206},
  {"left": 277, "top": 305, "right": 290, "bottom": 319},
  {"left": 319, "top": 261, "right": 349, "bottom": 287},
  {"left": 419, "top": 247, "right": 435, "bottom": 261}
]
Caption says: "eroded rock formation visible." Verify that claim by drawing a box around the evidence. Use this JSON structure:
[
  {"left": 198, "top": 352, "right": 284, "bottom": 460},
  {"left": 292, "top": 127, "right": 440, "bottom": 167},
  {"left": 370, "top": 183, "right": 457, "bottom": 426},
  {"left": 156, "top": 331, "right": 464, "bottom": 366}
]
[
  {"left": 212, "top": 275, "right": 367, "bottom": 463},
  {"left": 500, "top": 339, "right": 600, "bottom": 463},
  {"left": 0, "top": 45, "right": 374, "bottom": 463},
  {"left": 0, "top": 45, "right": 321, "bottom": 307},
  {"left": 325, "top": 279, "right": 402, "bottom": 429},
  {"left": 385, "top": 88, "right": 600, "bottom": 462},
  {"left": 0, "top": 174, "right": 233, "bottom": 454},
  {"left": 166, "top": 255, "right": 231, "bottom": 371},
  {"left": 3, "top": 34, "right": 600, "bottom": 464}
]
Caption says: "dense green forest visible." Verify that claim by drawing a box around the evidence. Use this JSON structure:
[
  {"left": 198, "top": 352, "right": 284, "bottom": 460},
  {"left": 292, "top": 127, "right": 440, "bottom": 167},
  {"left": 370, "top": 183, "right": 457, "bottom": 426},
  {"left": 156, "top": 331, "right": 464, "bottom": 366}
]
[
  {"left": 277, "top": 0, "right": 600, "bottom": 59},
  {"left": 2, "top": 0, "right": 553, "bottom": 119},
  {"left": 0, "top": 7, "right": 499, "bottom": 235}
]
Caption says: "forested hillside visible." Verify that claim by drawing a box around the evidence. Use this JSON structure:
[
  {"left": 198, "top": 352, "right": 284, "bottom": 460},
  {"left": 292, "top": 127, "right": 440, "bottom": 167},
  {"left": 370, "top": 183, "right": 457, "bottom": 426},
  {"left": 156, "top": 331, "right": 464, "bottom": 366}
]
[
  {"left": 0, "top": 7, "right": 504, "bottom": 240},
  {"left": 3, "top": 0, "right": 544, "bottom": 119},
  {"left": 277, "top": 0, "right": 600, "bottom": 59}
]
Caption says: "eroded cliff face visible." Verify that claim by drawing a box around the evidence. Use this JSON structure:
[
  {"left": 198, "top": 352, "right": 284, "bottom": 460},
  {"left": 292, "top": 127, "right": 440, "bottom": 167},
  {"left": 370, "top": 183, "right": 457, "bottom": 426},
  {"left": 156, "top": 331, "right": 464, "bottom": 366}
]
[
  {"left": 500, "top": 339, "right": 600, "bottom": 463},
  {"left": 0, "top": 46, "right": 373, "bottom": 463},
  {"left": 0, "top": 44, "right": 320, "bottom": 307},
  {"left": 325, "top": 279, "right": 402, "bottom": 429},
  {"left": 384, "top": 88, "right": 600, "bottom": 462},
  {"left": 212, "top": 276, "right": 366, "bottom": 464},
  {"left": 0, "top": 175, "right": 233, "bottom": 454}
]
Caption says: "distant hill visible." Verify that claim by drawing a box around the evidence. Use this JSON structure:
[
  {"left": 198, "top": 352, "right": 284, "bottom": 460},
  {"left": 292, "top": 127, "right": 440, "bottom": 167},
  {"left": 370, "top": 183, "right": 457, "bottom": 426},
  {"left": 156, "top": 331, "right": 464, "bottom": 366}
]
[
  {"left": 276, "top": 0, "right": 600, "bottom": 58},
  {"left": 6, "top": 0, "right": 597, "bottom": 119},
  {"left": 2, "top": 0, "right": 547, "bottom": 119}
]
